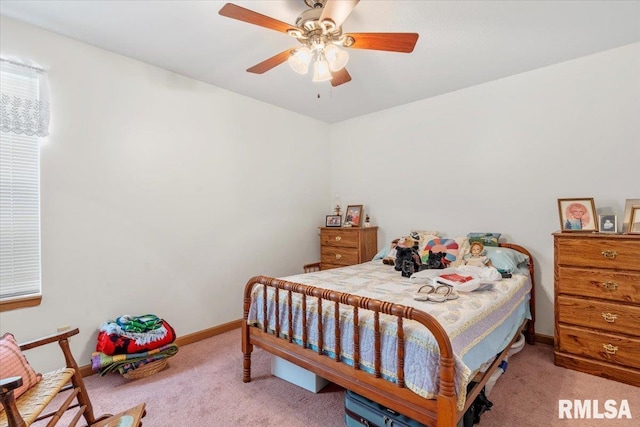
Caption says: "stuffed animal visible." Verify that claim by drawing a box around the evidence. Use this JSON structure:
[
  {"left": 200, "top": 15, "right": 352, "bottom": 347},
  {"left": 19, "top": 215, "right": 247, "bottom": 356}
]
[
  {"left": 394, "top": 236, "right": 422, "bottom": 277},
  {"left": 382, "top": 238, "right": 400, "bottom": 265},
  {"left": 420, "top": 250, "right": 448, "bottom": 270}
]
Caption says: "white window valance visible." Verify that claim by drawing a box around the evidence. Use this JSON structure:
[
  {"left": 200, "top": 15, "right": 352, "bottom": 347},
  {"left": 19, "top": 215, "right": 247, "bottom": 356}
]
[{"left": 0, "top": 57, "right": 50, "bottom": 137}]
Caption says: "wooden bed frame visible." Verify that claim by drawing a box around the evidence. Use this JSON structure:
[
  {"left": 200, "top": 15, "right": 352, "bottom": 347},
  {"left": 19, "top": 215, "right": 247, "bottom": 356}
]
[{"left": 242, "top": 243, "right": 536, "bottom": 427}]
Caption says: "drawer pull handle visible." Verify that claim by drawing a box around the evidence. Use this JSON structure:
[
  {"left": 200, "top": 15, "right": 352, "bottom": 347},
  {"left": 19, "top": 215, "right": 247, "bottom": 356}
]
[
  {"left": 335, "top": 236, "right": 342, "bottom": 241},
  {"left": 601, "top": 312, "right": 618, "bottom": 323},
  {"left": 335, "top": 254, "right": 342, "bottom": 260},
  {"left": 601, "top": 250, "right": 617, "bottom": 259},
  {"left": 602, "top": 344, "right": 618, "bottom": 355},
  {"left": 602, "top": 281, "right": 618, "bottom": 291}
]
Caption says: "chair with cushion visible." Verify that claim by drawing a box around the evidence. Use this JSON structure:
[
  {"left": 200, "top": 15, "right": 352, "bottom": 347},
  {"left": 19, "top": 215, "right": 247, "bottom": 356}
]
[{"left": 0, "top": 328, "right": 109, "bottom": 427}]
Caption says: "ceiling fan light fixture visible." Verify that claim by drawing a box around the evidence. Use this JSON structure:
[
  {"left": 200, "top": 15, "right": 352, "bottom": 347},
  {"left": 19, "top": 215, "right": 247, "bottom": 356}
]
[
  {"left": 288, "top": 47, "right": 312, "bottom": 74},
  {"left": 312, "top": 59, "right": 332, "bottom": 82},
  {"left": 324, "top": 43, "right": 349, "bottom": 72}
]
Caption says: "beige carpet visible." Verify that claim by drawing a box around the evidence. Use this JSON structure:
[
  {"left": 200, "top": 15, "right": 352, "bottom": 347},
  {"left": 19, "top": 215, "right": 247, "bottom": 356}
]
[{"left": 38, "top": 328, "right": 639, "bottom": 426}]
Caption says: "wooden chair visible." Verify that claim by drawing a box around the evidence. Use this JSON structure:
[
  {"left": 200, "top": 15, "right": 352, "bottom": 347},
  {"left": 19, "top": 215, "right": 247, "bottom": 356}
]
[
  {"left": 0, "top": 328, "right": 109, "bottom": 427},
  {"left": 303, "top": 262, "right": 321, "bottom": 273}
]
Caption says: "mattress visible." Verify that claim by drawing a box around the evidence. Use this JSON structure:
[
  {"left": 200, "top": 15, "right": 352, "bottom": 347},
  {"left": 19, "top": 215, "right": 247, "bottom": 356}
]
[{"left": 247, "top": 261, "right": 532, "bottom": 409}]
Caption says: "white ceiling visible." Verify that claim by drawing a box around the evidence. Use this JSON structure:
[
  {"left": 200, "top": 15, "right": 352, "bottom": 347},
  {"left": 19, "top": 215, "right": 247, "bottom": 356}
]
[{"left": 2, "top": 1, "right": 640, "bottom": 123}]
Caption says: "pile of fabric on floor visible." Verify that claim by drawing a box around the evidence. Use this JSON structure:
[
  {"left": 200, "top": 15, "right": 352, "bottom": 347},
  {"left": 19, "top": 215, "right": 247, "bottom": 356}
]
[{"left": 91, "top": 314, "right": 179, "bottom": 377}]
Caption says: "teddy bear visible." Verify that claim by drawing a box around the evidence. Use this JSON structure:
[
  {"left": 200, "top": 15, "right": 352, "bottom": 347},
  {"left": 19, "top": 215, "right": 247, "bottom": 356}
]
[
  {"left": 382, "top": 238, "right": 400, "bottom": 265},
  {"left": 393, "top": 236, "right": 422, "bottom": 277}
]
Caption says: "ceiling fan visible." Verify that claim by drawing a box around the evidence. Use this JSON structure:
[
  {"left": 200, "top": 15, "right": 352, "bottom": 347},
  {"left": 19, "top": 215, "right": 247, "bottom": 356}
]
[{"left": 218, "top": 0, "right": 419, "bottom": 87}]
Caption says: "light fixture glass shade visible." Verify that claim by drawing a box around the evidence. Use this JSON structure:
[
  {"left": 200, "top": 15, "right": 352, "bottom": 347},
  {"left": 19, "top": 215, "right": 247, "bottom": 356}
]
[
  {"left": 288, "top": 47, "right": 312, "bottom": 74},
  {"left": 312, "top": 59, "right": 332, "bottom": 82},
  {"left": 324, "top": 44, "right": 349, "bottom": 72}
]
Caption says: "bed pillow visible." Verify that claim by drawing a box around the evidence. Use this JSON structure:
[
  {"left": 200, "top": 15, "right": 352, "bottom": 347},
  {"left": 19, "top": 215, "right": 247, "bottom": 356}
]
[
  {"left": 485, "top": 247, "right": 529, "bottom": 273},
  {"left": 467, "top": 232, "right": 501, "bottom": 247},
  {"left": 372, "top": 245, "right": 390, "bottom": 260},
  {"left": 0, "top": 332, "right": 42, "bottom": 400}
]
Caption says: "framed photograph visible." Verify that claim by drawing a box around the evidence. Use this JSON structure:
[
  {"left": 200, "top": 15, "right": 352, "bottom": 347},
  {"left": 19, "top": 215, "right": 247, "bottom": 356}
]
[
  {"left": 344, "top": 205, "right": 363, "bottom": 227},
  {"left": 557, "top": 198, "right": 598, "bottom": 232},
  {"left": 598, "top": 214, "right": 617, "bottom": 234},
  {"left": 628, "top": 206, "right": 640, "bottom": 234},
  {"left": 325, "top": 215, "right": 342, "bottom": 227},
  {"left": 622, "top": 199, "right": 640, "bottom": 234}
]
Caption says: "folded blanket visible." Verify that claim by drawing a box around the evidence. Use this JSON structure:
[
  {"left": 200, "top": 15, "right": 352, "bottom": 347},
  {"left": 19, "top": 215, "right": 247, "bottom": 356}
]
[
  {"left": 96, "top": 320, "right": 176, "bottom": 355},
  {"left": 91, "top": 343, "right": 179, "bottom": 376},
  {"left": 99, "top": 321, "right": 168, "bottom": 345},
  {"left": 116, "top": 314, "right": 163, "bottom": 333}
]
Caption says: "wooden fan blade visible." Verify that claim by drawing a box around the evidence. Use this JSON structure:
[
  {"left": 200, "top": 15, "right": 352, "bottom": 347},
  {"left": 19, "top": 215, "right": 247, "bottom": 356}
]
[
  {"left": 345, "top": 32, "right": 419, "bottom": 53},
  {"left": 219, "top": 3, "right": 295, "bottom": 33},
  {"left": 330, "top": 68, "right": 352, "bottom": 87},
  {"left": 320, "top": 0, "right": 360, "bottom": 28},
  {"left": 246, "top": 48, "right": 296, "bottom": 74}
]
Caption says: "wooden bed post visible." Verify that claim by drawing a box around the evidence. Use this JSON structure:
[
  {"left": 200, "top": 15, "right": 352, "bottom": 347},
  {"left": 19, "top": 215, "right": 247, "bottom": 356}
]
[
  {"left": 500, "top": 243, "right": 536, "bottom": 345},
  {"left": 242, "top": 277, "right": 256, "bottom": 383},
  {"left": 436, "top": 355, "right": 457, "bottom": 427}
]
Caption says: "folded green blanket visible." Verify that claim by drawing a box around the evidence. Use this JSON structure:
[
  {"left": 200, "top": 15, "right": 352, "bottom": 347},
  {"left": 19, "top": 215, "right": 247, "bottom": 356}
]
[{"left": 92, "top": 343, "right": 179, "bottom": 376}]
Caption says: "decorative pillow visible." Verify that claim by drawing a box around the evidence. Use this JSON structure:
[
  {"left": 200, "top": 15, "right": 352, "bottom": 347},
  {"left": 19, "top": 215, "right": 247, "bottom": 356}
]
[
  {"left": 420, "top": 238, "right": 459, "bottom": 265},
  {"left": 484, "top": 247, "right": 529, "bottom": 273},
  {"left": 467, "top": 232, "right": 501, "bottom": 247},
  {"left": 409, "top": 231, "right": 439, "bottom": 252},
  {"left": 450, "top": 237, "right": 471, "bottom": 267},
  {"left": 0, "top": 333, "right": 42, "bottom": 400}
]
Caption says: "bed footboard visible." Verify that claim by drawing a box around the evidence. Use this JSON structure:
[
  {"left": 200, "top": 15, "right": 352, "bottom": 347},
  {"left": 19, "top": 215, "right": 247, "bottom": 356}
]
[{"left": 242, "top": 275, "right": 458, "bottom": 427}]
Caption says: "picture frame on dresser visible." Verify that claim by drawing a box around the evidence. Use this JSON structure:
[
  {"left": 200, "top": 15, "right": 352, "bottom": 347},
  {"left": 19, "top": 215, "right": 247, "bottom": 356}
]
[
  {"left": 628, "top": 207, "right": 640, "bottom": 234},
  {"left": 325, "top": 215, "right": 342, "bottom": 227},
  {"left": 344, "top": 205, "right": 363, "bottom": 227},
  {"left": 558, "top": 198, "right": 598, "bottom": 232},
  {"left": 622, "top": 199, "right": 640, "bottom": 233},
  {"left": 598, "top": 214, "right": 617, "bottom": 234}
]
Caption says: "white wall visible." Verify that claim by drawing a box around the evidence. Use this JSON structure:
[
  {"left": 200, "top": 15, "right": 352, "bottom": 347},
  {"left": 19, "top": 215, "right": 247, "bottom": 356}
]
[
  {"left": 2, "top": 14, "right": 638, "bottom": 371},
  {"left": 329, "top": 42, "right": 640, "bottom": 337},
  {"left": 0, "top": 17, "right": 330, "bottom": 371}
]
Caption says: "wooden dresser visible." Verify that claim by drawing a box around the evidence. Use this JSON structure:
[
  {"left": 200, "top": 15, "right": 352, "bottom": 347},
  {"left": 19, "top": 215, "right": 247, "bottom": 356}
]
[
  {"left": 320, "top": 227, "right": 378, "bottom": 271},
  {"left": 553, "top": 232, "right": 640, "bottom": 386}
]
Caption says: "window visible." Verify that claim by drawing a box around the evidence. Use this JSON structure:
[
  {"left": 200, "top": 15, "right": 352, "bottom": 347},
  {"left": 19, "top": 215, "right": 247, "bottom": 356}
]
[{"left": 0, "top": 58, "right": 49, "bottom": 311}]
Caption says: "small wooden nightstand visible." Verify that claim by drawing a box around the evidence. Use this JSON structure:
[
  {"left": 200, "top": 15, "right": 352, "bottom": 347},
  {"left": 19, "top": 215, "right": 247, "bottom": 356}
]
[
  {"left": 320, "top": 227, "right": 378, "bottom": 270},
  {"left": 553, "top": 232, "right": 640, "bottom": 386}
]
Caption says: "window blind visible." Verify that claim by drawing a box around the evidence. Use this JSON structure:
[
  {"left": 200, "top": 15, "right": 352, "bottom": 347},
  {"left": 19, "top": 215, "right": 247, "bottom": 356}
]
[{"left": 0, "top": 60, "right": 43, "bottom": 300}]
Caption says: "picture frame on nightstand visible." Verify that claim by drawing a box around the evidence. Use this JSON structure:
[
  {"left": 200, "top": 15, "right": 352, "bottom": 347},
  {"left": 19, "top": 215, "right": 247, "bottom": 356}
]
[
  {"left": 598, "top": 214, "right": 617, "bottom": 234},
  {"left": 344, "top": 205, "right": 363, "bottom": 227},
  {"left": 325, "top": 215, "right": 342, "bottom": 227}
]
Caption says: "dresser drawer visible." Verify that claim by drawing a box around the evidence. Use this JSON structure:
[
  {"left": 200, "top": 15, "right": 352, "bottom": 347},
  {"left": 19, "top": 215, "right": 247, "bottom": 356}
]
[
  {"left": 321, "top": 229, "right": 359, "bottom": 248},
  {"left": 556, "top": 238, "right": 640, "bottom": 271},
  {"left": 557, "top": 295, "right": 640, "bottom": 335},
  {"left": 557, "top": 267, "right": 640, "bottom": 304},
  {"left": 557, "top": 325, "right": 640, "bottom": 369},
  {"left": 321, "top": 246, "right": 358, "bottom": 266}
]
